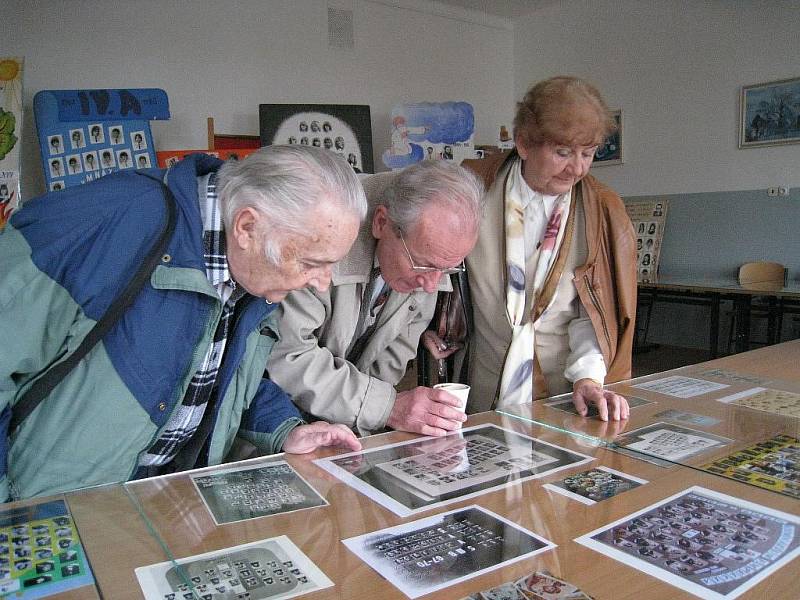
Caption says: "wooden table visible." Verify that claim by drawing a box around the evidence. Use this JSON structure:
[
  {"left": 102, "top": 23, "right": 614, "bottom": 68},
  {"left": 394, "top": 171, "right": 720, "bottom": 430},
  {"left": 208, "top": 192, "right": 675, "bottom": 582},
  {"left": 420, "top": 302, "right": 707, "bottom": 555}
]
[
  {"left": 637, "top": 276, "right": 800, "bottom": 355},
  {"left": 9, "top": 342, "right": 800, "bottom": 599}
]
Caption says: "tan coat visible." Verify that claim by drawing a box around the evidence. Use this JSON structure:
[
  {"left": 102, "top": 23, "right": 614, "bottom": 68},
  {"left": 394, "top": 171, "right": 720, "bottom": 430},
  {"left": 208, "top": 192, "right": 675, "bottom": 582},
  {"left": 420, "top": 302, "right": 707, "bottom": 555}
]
[
  {"left": 462, "top": 151, "right": 637, "bottom": 412},
  {"left": 267, "top": 172, "right": 451, "bottom": 436}
]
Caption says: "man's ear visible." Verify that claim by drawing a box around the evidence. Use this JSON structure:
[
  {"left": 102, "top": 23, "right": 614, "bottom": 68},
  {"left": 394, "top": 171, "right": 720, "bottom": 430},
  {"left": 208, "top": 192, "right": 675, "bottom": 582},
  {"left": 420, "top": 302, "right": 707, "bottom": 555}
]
[
  {"left": 515, "top": 133, "right": 529, "bottom": 160},
  {"left": 371, "top": 205, "right": 390, "bottom": 239},
  {"left": 230, "top": 207, "right": 261, "bottom": 251}
]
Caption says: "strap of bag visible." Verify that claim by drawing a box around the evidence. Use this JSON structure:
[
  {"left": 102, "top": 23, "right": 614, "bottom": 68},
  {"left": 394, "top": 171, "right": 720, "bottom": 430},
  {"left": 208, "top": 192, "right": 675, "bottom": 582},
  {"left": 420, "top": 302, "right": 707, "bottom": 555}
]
[{"left": 10, "top": 173, "right": 177, "bottom": 432}]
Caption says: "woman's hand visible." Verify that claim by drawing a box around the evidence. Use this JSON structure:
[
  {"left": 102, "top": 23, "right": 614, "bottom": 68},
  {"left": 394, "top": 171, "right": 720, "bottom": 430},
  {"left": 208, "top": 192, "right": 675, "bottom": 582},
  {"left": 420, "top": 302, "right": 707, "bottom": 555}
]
[{"left": 572, "top": 378, "right": 630, "bottom": 421}]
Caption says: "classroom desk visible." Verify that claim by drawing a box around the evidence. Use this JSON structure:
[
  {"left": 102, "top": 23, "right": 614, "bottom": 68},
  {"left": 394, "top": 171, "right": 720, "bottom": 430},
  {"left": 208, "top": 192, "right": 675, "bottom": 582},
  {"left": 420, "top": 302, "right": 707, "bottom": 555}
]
[
  {"left": 637, "top": 276, "right": 800, "bottom": 356},
  {"left": 5, "top": 342, "right": 799, "bottom": 599}
]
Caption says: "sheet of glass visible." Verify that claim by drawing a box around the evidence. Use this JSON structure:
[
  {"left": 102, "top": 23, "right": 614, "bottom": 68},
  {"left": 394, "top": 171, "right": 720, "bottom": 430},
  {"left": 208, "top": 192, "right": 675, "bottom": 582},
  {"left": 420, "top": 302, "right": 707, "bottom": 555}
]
[
  {"left": 343, "top": 505, "right": 555, "bottom": 599},
  {"left": 544, "top": 394, "right": 653, "bottom": 416},
  {"left": 135, "top": 535, "right": 332, "bottom": 600},
  {"left": 632, "top": 376, "right": 729, "bottom": 398},
  {"left": 691, "top": 368, "right": 772, "bottom": 387},
  {"left": 700, "top": 435, "right": 799, "bottom": 500},
  {"left": 542, "top": 465, "right": 648, "bottom": 506},
  {"left": 716, "top": 387, "right": 800, "bottom": 419},
  {"left": 459, "top": 570, "right": 593, "bottom": 599},
  {"left": 575, "top": 486, "right": 800, "bottom": 599},
  {"left": 613, "top": 422, "right": 732, "bottom": 463},
  {"left": 0, "top": 499, "right": 94, "bottom": 598},
  {"left": 190, "top": 461, "right": 327, "bottom": 525},
  {"left": 652, "top": 409, "right": 721, "bottom": 428},
  {"left": 314, "top": 424, "right": 593, "bottom": 517}
]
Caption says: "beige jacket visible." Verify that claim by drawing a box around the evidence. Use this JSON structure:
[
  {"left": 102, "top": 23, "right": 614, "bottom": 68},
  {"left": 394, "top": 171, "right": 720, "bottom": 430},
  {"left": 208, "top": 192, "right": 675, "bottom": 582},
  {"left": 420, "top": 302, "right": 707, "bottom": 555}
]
[
  {"left": 462, "top": 151, "right": 637, "bottom": 411},
  {"left": 267, "top": 172, "right": 451, "bottom": 436}
]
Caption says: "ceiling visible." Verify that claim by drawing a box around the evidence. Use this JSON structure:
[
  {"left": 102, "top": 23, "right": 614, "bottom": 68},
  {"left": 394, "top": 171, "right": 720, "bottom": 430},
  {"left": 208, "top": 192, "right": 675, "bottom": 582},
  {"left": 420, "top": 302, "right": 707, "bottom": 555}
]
[{"left": 431, "top": 0, "right": 546, "bottom": 19}]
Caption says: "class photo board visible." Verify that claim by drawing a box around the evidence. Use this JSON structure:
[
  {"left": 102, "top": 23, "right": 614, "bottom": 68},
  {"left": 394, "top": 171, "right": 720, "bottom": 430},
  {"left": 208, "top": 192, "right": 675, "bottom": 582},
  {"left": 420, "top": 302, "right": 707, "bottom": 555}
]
[
  {"left": 625, "top": 199, "right": 668, "bottom": 283},
  {"left": 33, "top": 88, "right": 169, "bottom": 191}
]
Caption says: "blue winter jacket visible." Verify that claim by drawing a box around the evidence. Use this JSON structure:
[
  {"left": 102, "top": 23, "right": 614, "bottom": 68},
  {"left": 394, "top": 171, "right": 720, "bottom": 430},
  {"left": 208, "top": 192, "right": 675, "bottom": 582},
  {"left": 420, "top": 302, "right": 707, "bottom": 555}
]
[{"left": 0, "top": 154, "right": 301, "bottom": 500}]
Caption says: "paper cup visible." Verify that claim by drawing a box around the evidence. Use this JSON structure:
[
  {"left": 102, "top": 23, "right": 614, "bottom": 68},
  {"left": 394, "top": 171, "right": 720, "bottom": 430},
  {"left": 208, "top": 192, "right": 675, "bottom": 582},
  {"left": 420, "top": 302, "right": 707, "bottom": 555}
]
[{"left": 433, "top": 383, "right": 470, "bottom": 412}]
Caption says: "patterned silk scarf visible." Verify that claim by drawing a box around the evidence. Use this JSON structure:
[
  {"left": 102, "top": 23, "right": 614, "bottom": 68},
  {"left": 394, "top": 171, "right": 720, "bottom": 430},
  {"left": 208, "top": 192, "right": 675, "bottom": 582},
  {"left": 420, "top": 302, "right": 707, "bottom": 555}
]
[{"left": 497, "top": 160, "right": 572, "bottom": 408}]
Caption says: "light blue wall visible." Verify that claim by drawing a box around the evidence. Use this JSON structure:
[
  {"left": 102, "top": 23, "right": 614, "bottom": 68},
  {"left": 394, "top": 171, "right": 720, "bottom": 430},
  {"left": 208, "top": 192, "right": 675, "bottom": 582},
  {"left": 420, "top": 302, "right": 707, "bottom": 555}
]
[
  {"left": 624, "top": 189, "right": 800, "bottom": 348},
  {"left": 625, "top": 188, "right": 800, "bottom": 279}
]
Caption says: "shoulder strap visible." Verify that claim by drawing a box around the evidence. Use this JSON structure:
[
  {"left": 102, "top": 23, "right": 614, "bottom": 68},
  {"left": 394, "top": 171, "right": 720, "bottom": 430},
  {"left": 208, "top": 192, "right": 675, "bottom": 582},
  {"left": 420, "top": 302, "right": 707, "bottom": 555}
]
[{"left": 10, "top": 173, "right": 177, "bottom": 432}]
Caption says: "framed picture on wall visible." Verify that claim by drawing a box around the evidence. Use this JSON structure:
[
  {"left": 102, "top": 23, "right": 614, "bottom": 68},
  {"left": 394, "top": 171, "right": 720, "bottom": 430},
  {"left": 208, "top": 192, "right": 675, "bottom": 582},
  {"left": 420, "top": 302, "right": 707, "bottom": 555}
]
[
  {"left": 259, "top": 104, "right": 373, "bottom": 173},
  {"left": 593, "top": 109, "right": 622, "bottom": 166},
  {"left": 739, "top": 76, "right": 800, "bottom": 148}
]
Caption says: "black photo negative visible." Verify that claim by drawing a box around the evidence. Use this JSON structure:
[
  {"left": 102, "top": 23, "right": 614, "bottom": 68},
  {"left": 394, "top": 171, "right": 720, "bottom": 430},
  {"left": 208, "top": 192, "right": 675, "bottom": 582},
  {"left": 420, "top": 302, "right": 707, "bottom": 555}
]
[
  {"left": 259, "top": 104, "right": 373, "bottom": 173},
  {"left": 343, "top": 505, "right": 555, "bottom": 599}
]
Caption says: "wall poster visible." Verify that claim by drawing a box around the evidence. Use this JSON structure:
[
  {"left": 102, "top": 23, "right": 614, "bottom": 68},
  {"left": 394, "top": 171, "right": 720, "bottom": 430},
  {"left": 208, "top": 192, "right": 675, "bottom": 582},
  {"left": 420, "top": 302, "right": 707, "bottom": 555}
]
[
  {"left": 0, "top": 57, "right": 23, "bottom": 228},
  {"left": 381, "top": 101, "right": 475, "bottom": 169},
  {"left": 259, "top": 103, "right": 373, "bottom": 174},
  {"left": 33, "top": 88, "right": 169, "bottom": 191},
  {"left": 625, "top": 199, "right": 668, "bottom": 283}
]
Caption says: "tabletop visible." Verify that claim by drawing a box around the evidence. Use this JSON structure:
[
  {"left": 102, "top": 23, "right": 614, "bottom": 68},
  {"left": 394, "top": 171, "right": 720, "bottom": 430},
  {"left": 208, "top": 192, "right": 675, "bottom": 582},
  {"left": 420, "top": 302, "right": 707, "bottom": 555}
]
[{"left": 3, "top": 342, "right": 799, "bottom": 599}]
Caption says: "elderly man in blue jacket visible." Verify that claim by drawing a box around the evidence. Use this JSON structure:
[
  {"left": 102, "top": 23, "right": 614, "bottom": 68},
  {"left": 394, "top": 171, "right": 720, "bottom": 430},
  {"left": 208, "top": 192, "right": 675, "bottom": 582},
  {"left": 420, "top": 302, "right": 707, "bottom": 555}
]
[{"left": 0, "top": 145, "right": 365, "bottom": 500}]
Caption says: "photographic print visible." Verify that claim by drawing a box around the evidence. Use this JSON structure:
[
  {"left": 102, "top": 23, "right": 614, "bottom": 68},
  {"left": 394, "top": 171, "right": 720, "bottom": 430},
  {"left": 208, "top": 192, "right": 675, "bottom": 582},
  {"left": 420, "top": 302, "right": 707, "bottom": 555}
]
[
  {"left": 575, "top": 486, "right": 800, "bottom": 599},
  {"left": 716, "top": 387, "right": 800, "bottom": 419},
  {"left": 460, "top": 570, "right": 593, "bottom": 600},
  {"left": 652, "top": 409, "right": 720, "bottom": 428},
  {"left": 543, "top": 466, "right": 648, "bottom": 505},
  {"left": 87, "top": 124, "right": 104, "bottom": 144},
  {"left": 314, "top": 424, "right": 593, "bottom": 517},
  {"left": 0, "top": 499, "right": 94, "bottom": 598},
  {"left": 739, "top": 76, "right": 800, "bottom": 148},
  {"left": 592, "top": 109, "right": 622, "bottom": 165},
  {"left": 701, "top": 435, "right": 799, "bottom": 500},
  {"left": 612, "top": 422, "right": 732, "bottom": 464},
  {"left": 135, "top": 535, "right": 332, "bottom": 600},
  {"left": 632, "top": 375, "right": 729, "bottom": 398},
  {"left": 544, "top": 393, "right": 652, "bottom": 417},
  {"left": 692, "top": 368, "right": 770, "bottom": 386},
  {"left": 259, "top": 104, "right": 373, "bottom": 173},
  {"left": 191, "top": 461, "right": 328, "bottom": 525},
  {"left": 343, "top": 505, "right": 555, "bottom": 599}
]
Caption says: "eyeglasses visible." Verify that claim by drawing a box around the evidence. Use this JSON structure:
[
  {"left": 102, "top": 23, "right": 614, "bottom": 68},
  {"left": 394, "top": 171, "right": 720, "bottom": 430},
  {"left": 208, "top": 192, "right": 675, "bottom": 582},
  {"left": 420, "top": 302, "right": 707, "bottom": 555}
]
[{"left": 397, "top": 228, "right": 465, "bottom": 275}]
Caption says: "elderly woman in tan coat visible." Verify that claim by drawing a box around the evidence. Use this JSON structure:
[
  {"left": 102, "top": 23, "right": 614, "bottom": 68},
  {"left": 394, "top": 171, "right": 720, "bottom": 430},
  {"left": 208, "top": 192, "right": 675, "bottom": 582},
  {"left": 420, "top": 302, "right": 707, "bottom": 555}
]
[{"left": 453, "top": 76, "right": 637, "bottom": 421}]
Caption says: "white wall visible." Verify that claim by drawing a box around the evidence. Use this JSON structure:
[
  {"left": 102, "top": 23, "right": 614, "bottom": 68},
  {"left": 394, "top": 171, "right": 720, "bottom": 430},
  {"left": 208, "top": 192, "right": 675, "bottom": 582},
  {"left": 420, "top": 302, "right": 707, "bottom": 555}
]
[
  {"left": 513, "top": 0, "right": 800, "bottom": 197},
  {"left": 6, "top": 0, "right": 515, "bottom": 199}
]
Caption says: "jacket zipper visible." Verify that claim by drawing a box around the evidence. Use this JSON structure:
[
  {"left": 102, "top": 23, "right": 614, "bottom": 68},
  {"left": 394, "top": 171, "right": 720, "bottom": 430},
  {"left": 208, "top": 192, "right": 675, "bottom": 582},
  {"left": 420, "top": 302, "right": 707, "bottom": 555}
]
[{"left": 584, "top": 274, "right": 611, "bottom": 349}]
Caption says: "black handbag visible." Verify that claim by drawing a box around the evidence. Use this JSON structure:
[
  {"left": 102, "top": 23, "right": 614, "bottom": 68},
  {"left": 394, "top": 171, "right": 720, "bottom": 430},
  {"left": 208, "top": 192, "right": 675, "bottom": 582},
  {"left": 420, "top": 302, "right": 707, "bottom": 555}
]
[{"left": 9, "top": 173, "right": 177, "bottom": 432}]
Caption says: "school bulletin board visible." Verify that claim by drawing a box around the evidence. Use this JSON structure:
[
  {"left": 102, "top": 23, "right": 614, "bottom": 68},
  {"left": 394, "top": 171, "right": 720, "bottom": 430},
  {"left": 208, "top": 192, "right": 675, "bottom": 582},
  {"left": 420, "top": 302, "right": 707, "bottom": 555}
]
[{"left": 33, "top": 88, "right": 170, "bottom": 191}]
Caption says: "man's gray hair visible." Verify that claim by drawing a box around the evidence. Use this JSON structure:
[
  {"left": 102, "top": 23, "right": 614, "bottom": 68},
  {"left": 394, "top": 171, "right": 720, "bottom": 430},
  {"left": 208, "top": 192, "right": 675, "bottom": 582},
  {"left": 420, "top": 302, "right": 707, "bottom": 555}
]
[
  {"left": 381, "top": 160, "right": 484, "bottom": 235},
  {"left": 216, "top": 145, "right": 368, "bottom": 263}
]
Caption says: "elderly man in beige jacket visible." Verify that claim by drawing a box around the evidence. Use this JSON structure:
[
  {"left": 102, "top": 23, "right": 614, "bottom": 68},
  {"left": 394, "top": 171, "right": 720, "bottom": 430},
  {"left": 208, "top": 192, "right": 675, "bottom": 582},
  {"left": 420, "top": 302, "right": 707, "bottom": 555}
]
[{"left": 267, "top": 160, "right": 483, "bottom": 436}]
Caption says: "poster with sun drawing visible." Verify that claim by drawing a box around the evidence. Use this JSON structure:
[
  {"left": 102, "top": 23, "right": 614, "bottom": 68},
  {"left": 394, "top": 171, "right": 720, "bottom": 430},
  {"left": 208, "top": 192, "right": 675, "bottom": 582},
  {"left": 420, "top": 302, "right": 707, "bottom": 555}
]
[
  {"left": 0, "top": 57, "right": 23, "bottom": 229},
  {"left": 33, "top": 88, "right": 170, "bottom": 191},
  {"left": 382, "top": 101, "right": 474, "bottom": 169}
]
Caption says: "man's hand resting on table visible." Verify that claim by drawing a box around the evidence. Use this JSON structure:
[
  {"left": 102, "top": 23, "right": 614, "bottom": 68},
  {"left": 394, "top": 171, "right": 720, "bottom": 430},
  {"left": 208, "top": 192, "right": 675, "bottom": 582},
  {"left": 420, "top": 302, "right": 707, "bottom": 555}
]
[
  {"left": 572, "top": 378, "right": 630, "bottom": 422},
  {"left": 387, "top": 386, "right": 467, "bottom": 436},
  {"left": 283, "top": 422, "right": 362, "bottom": 454}
]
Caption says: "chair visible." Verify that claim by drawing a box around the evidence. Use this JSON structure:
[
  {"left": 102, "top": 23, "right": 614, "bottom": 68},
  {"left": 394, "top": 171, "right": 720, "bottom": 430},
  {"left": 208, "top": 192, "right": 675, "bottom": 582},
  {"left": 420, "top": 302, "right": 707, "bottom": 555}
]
[{"left": 726, "top": 262, "right": 787, "bottom": 353}]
